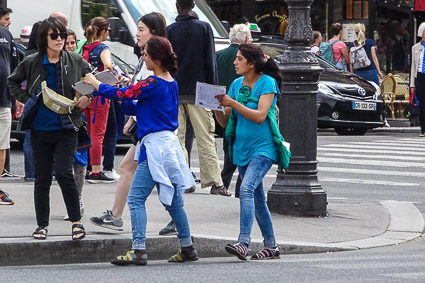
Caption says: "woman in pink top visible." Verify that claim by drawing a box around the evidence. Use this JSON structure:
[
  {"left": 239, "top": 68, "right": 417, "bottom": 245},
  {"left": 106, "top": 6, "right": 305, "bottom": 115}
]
[{"left": 329, "top": 23, "right": 350, "bottom": 71}]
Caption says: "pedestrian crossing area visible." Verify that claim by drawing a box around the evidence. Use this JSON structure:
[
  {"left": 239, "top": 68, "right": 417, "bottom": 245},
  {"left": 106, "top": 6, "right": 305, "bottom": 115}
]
[
  {"left": 317, "top": 137, "right": 425, "bottom": 187},
  {"left": 278, "top": 250, "right": 425, "bottom": 281}
]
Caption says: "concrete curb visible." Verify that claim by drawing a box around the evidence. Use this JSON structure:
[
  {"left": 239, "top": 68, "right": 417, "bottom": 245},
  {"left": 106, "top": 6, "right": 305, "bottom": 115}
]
[{"left": 0, "top": 201, "right": 422, "bottom": 266}]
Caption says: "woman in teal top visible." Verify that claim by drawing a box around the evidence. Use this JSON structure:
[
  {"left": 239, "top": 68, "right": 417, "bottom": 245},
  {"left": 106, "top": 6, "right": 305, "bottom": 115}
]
[{"left": 215, "top": 44, "right": 282, "bottom": 261}]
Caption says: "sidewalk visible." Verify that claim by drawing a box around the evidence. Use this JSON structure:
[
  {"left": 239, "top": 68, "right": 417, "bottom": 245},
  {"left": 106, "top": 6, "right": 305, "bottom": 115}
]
[{"left": 0, "top": 179, "right": 423, "bottom": 266}]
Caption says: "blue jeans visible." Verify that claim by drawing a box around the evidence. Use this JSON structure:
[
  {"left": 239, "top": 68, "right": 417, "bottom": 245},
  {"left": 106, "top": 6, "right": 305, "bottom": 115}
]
[
  {"left": 23, "top": 130, "right": 35, "bottom": 179},
  {"left": 355, "top": 68, "right": 380, "bottom": 86},
  {"left": 128, "top": 159, "right": 193, "bottom": 250},
  {"left": 237, "top": 155, "right": 276, "bottom": 248}
]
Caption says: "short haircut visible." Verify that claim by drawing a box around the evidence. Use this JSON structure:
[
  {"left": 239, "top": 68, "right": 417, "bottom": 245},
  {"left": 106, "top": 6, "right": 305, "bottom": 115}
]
[
  {"left": 177, "top": 0, "right": 193, "bottom": 9},
  {"left": 418, "top": 22, "right": 425, "bottom": 37},
  {"left": 0, "top": 7, "right": 12, "bottom": 18},
  {"left": 37, "top": 17, "right": 67, "bottom": 53},
  {"left": 229, "top": 24, "right": 251, "bottom": 43}
]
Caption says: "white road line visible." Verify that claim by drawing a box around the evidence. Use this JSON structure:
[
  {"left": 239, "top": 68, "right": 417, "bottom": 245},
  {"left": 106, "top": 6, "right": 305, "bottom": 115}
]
[
  {"left": 350, "top": 141, "right": 425, "bottom": 147},
  {"left": 320, "top": 177, "right": 418, "bottom": 187},
  {"left": 319, "top": 166, "right": 425, "bottom": 178},
  {"left": 318, "top": 157, "right": 425, "bottom": 168},
  {"left": 319, "top": 152, "right": 425, "bottom": 161},
  {"left": 373, "top": 139, "right": 425, "bottom": 145},
  {"left": 320, "top": 143, "right": 421, "bottom": 152},
  {"left": 318, "top": 147, "right": 425, "bottom": 156}
]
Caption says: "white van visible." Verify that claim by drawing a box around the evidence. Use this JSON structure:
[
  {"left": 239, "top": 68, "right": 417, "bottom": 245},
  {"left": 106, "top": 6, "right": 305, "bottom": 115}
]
[{"left": 8, "top": 0, "right": 229, "bottom": 65}]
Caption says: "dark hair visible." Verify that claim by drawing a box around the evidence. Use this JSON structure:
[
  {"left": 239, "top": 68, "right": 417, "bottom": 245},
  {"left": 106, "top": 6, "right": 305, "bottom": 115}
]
[
  {"left": 237, "top": 16, "right": 249, "bottom": 24},
  {"left": 312, "top": 31, "right": 321, "bottom": 42},
  {"left": 85, "top": 17, "right": 109, "bottom": 44},
  {"left": 139, "top": 12, "right": 167, "bottom": 38},
  {"left": 146, "top": 37, "right": 178, "bottom": 75},
  {"left": 0, "top": 7, "right": 12, "bottom": 18},
  {"left": 37, "top": 17, "right": 67, "bottom": 53},
  {"left": 67, "top": 29, "right": 76, "bottom": 40},
  {"left": 238, "top": 44, "right": 282, "bottom": 87},
  {"left": 177, "top": 0, "right": 194, "bottom": 10},
  {"left": 330, "top": 23, "right": 343, "bottom": 36},
  {"left": 27, "top": 21, "right": 42, "bottom": 51}
]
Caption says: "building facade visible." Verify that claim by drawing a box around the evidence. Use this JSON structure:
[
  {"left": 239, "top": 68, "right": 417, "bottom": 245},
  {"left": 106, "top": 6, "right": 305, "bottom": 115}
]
[{"left": 206, "top": 0, "right": 424, "bottom": 76}]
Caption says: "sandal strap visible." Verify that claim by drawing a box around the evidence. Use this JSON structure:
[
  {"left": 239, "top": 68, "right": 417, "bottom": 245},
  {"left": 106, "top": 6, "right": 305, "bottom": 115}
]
[{"left": 116, "top": 250, "right": 137, "bottom": 261}]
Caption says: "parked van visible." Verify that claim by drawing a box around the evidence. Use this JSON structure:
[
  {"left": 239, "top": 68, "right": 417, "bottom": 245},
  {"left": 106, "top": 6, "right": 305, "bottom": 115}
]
[{"left": 8, "top": 0, "right": 229, "bottom": 65}]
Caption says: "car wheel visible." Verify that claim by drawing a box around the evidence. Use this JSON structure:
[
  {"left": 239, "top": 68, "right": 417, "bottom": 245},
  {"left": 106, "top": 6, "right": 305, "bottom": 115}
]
[{"left": 334, "top": 127, "right": 368, "bottom": 136}]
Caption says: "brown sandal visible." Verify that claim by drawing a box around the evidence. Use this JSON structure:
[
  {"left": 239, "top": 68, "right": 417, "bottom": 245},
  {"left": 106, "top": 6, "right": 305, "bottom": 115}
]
[{"left": 210, "top": 185, "right": 232, "bottom": 197}]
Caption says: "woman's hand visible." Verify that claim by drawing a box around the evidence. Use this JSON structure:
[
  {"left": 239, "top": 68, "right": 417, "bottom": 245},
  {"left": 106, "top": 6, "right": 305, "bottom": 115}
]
[
  {"left": 123, "top": 117, "right": 135, "bottom": 135},
  {"left": 215, "top": 94, "right": 235, "bottom": 107},
  {"left": 82, "top": 73, "right": 101, "bottom": 91},
  {"left": 76, "top": 95, "right": 92, "bottom": 109},
  {"left": 15, "top": 101, "right": 24, "bottom": 119}
]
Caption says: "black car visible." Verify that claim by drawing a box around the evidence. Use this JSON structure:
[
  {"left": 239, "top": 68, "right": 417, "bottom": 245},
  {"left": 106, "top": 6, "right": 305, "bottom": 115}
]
[
  {"left": 11, "top": 43, "right": 135, "bottom": 143},
  {"left": 258, "top": 42, "right": 385, "bottom": 135}
]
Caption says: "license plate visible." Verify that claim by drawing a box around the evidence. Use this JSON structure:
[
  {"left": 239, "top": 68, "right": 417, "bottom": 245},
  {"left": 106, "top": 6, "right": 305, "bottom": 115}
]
[{"left": 352, "top": 101, "right": 376, "bottom": 111}]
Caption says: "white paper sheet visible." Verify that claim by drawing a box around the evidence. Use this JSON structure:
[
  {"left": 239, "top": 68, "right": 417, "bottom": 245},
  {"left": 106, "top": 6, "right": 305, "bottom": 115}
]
[
  {"left": 72, "top": 70, "right": 120, "bottom": 95},
  {"left": 195, "top": 82, "right": 226, "bottom": 112}
]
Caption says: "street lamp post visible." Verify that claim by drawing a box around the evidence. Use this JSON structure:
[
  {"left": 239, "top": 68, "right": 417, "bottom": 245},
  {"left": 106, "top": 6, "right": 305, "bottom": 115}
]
[{"left": 267, "top": 0, "right": 327, "bottom": 216}]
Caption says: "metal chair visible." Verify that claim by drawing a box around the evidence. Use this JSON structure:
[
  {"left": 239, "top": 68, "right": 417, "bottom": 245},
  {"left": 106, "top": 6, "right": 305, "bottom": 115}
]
[{"left": 380, "top": 73, "right": 395, "bottom": 119}]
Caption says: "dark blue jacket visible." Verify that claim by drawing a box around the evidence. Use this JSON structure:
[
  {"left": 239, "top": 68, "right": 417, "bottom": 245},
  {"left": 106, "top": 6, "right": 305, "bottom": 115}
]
[{"left": 167, "top": 13, "right": 217, "bottom": 103}]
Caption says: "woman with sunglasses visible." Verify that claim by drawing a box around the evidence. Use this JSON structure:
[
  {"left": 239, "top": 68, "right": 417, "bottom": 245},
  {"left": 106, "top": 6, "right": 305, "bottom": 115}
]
[
  {"left": 214, "top": 44, "right": 282, "bottom": 261},
  {"left": 8, "top": 17, "right": 94, "bottom": 240},
  {"left": 82, "top": 16, "right": 117, "bottom": 184},
  {"left": 83, "top": 36, "right": 198, "bottom": 266}
]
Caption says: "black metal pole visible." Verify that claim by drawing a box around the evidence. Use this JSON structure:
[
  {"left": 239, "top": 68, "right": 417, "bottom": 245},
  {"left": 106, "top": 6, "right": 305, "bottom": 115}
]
[{"left": 267, "top": 0, "right": 327, "bottom": 217}]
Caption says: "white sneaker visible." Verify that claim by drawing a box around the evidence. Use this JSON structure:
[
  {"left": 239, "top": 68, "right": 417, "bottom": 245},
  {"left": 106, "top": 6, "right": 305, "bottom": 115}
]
[
  {"left": 104, "top": 169, "right": 120, "bottom": 181},
  {"left": 80, "top": 199, "right": 85, "bottom": 217}
]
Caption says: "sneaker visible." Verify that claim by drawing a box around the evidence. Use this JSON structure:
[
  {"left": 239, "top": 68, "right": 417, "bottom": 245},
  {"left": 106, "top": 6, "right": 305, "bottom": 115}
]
[
  {"left": 111, "top": 250, "right": 147, "bottom": 266},
  {"left": 1, "top": 169, "right": 18, "bottom": 178},
  {"left": 64, "top": 213, "right": 70, "bottom": 221},
  {"left": 191, "top": 172, "right": 200, "bottom": 184},
  {"left": 250, "top": 246, "right": 280, "bottom": 260},
  {"left": 104, "top": 169, "right": 120, "bottom": 181},
  {"left": 225, "top": 242, "right": 249, "bottom": 261},
  {"left": 85, "top": 171, "right": 91, "bottom": 180},
  {"left": 86, "top": 171, "right": 115, "bottom": 184},
  {"left": 0, "top": 189, "right": 14, "bottom": 205},
  {"left": 159, "top": 220, "right": 177, "bottom": 235},
  {"left": 168, "top": 247, "right": 199, "bottom": 263},
  {"left": 210, "top": 185, "right": 232, "bottom": 197},
  {"left": 90, "top": 210, "right": 123, "bottom": 231}
]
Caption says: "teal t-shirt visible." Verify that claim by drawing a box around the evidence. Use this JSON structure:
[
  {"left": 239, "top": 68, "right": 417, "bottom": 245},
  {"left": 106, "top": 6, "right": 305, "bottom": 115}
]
[{"left": 228, "top": 74, "right": 280, "bottom": 166}]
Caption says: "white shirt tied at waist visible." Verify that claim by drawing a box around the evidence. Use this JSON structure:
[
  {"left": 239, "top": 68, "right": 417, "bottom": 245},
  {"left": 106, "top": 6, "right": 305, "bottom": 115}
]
[{"left": 135, "top": 130, "right": 195, "bottom": 206}]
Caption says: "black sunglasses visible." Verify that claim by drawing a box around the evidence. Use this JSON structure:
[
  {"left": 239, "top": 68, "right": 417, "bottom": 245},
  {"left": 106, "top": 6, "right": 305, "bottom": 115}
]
[{"left": 48, "top": 32, "right": 67, "bottom": 40}]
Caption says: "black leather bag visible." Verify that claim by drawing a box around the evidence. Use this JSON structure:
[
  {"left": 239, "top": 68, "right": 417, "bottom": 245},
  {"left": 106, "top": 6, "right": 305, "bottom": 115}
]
[
  {"left": 19, "top": 87, "right": 41, "bottom": 131},
  {"left": 405, "top": 93, "right": 420, "bottom": 118}
]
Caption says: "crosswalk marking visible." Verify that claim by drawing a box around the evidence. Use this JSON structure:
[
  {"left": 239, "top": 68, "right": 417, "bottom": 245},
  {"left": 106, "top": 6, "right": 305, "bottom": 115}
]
[
  {"left": 319, "top": 167, "right": 425, "bottom": 178},
  {"left": 314, "top": 261, "right": 425, "bottom": 270},
  {"left": 320, "top": 177, "right": 418, "bottom": 186},
  {"left": 321, "top": 143, "right": 424, "bottom": 151},
  {"left": 350, "top": 141, "right": 425, "bottom": 147},
  {"left": 318, "top": 147, "right": 425, "bottom": 156},
  {"left": 319, "top": 152, "right": 425, "bottom": 161},
  {"left": 318, "top": 157, "right": 425, "bottom": 168},
  {"left": 373, "top": 139, "right": 425, "bottom": 145}
]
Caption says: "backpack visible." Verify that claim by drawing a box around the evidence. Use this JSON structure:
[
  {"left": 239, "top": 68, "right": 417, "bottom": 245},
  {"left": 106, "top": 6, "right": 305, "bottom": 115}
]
[
  {"left": 350, "top": 42, "right": 371, "bottom": 70},
  {"left": 319, "top": 40, "right": 340, "bottom": 64},
  {"left": 82, "top": 41, "right": 104, "bottom": 71}
]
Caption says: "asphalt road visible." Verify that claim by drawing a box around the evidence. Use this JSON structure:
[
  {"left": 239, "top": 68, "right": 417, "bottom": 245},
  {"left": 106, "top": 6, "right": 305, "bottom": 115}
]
[{"left": 1, "top": 235, "right": 424, "bottom": 282}]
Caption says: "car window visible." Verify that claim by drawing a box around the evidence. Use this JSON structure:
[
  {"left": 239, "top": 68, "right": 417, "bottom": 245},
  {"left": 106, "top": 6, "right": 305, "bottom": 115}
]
[{"left": 111, "top": 53, "right": 134, "bottom": 75}]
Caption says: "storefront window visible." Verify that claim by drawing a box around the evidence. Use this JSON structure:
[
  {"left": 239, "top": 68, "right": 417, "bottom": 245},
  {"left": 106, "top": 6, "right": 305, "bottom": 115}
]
[
  {"left": 374, "top": 6, "right": 411, "bottom": 74},
  {"left": 206, "top": 0, "right": 241, "bottom": 27},
  {"left": 253, "top": 1, "right": 288, "bottom": 35}
]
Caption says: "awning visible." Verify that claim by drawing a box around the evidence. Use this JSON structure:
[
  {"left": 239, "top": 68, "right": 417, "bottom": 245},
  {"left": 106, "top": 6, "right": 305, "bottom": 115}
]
[{"left": 416, "top": 0, "right": 425, "bottom": 11}]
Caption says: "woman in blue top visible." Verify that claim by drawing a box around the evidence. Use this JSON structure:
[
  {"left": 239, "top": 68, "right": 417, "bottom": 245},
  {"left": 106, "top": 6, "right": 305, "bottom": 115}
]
[
  {"left": 215, "top": 44, "right": 282, "bottom": 261},
  {"left": 83, "top": 36, "right": 198, "bottom": 266},
  {"left": 349, "top": 23, "right": 383, "bottom": 86}
]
